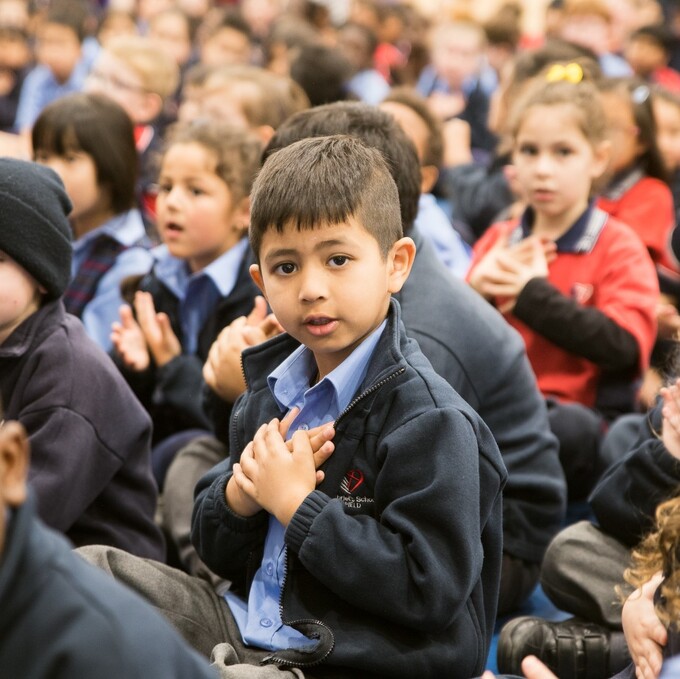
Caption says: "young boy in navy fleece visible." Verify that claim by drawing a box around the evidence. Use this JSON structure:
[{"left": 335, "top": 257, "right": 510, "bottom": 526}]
[{"left": 80, "top": 134, "right": 505, "bottom": 679}]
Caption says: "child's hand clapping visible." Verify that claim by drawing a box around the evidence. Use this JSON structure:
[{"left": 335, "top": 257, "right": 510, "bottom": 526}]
[
  {"left": 203, "top": 296, "right": 284, "bottom": 402},
  {"left": 111, "top": 291, "right": 182, "bottom": 371}
]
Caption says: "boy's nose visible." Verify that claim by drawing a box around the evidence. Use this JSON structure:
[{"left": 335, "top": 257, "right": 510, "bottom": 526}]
[
  {"left": 298, "top": 268, "right": 327, "bottom": 302},
  {"left": 535, "top": 153, "right": 554, "bottom": 175}
]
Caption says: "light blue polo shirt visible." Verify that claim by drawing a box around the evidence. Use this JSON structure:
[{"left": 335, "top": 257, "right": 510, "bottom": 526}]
[
  {"left": 152, "top": 238, "right": 248, "bottom": 355},
  {"left": 225, "top": 319, "right": 387, "bottom": 651}
]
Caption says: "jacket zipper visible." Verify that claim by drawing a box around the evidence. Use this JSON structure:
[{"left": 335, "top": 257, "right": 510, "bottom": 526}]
[
  {"left": 333, "top": 366, "right": 406, "bottom": 429},
  {"left": 266, "top": 366, "right": 406, "bottom": 668}
]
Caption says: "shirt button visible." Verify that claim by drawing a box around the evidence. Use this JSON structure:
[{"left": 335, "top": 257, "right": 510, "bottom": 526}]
[
  {"left": 260, "top": 618, "right": 273, "bottom": 628},
  {"left": 298, "top": 423, "right": 309, "bottom": 430},
  {"left": 264, "top": 563, "right": 274, "bottom": 576}
]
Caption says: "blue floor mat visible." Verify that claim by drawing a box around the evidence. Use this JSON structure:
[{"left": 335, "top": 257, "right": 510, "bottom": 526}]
[{"left": 486, "top": 584, "right": 572, "bottom": 673}]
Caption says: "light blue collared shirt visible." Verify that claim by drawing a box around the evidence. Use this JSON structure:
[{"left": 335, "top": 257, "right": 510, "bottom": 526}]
[
  {"left": 225, "top": 319, "right": 387, "bottom": 651},
  {"left": 415, "top": 193, "right": 471, "bottom": 279},
  {"left": 153, "top": 238, "right": 248, "bottom": 355},
  {"left": 72, "top": 209, "right": 153, "bottom": 352}
]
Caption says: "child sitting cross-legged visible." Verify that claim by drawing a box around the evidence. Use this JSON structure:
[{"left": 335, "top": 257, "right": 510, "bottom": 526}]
[{"left": 79, "top": 134, "right": 506, "bottom": 679}]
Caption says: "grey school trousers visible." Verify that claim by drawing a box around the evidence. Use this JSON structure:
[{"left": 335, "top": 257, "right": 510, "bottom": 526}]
[
  {"left": 76, "top": 545, "right": 309, "bottom": 678},
  {"left": 539, "top": 521, "right": 633, "bottom": 628}
]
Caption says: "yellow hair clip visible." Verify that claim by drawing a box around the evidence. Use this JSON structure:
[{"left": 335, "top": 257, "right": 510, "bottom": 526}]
[{"left": 545, "top": 62, "right": 584, "bottom": 84}]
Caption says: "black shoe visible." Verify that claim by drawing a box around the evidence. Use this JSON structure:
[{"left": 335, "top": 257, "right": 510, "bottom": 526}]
[{"left": 497, "top": 616, "right": 611, "bottom": 679}]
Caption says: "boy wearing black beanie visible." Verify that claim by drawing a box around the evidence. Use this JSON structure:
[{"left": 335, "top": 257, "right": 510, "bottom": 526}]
[{"left": 0, "top": 158, "right": 164, "bottom": 560}]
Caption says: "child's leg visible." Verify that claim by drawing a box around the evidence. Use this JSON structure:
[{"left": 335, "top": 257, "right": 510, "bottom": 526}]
[
  {"left": 76, "top": 544, "right": 233, "bottom": 657},
  {"left": 546, "top": 400, "right": 606, "bottom": 500}
]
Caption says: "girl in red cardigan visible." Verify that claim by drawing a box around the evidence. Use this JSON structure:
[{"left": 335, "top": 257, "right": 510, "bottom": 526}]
[
  {"left": 597, "top": 77, "right": 675, "bottom": 270},
  {"left": 467, "top": 73, "right": 659, "bottom": 499}
]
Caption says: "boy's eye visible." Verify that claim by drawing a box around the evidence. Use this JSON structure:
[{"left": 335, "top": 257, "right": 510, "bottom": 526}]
[
  {"left": 556, "top": 146, "right": 573, "bottom": 157},
  {"left": 189, "top": 186, "right": 205, "bottom": 196},
  {"left": 518, "top": 143, "right": 538, "bottom": 156},
  {"left": 157, "top": 182, "right": 172, "bottom": 194},
  {"left": 329, "top": 255, "right": 349, "bottom": 267},
  {"left": 274, "top": 262, "right": 296, "bottom": 275}
]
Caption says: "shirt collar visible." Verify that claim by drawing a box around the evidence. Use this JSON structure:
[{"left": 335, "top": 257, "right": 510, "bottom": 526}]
[
  {"left": 73, "top": 209, "right": 146, "bottom": 253},
  {"left": 152, "top": 238, "right": 249, "bottom": 299},
  {"left": 514, "top": 202, "right": 607, "bottom": 254},
  {"left": 267, "top": 319, "right": 387, "bottom": 415}
]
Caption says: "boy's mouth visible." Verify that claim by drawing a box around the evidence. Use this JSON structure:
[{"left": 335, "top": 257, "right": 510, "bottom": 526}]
[
  {"left": 164, "top": 222, "right": 184, "bottom": 233},
  {"left": 304, "top": 316, "right": 338, "bottom": 336}
]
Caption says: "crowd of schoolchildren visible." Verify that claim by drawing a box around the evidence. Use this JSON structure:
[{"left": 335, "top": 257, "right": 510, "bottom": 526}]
[{"left": 7, "top": 0, "right": 680, "bottom": 677}]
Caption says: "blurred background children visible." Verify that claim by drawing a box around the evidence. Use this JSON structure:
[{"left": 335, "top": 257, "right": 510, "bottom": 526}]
[{"left": 32, "top": 92, "right": 153, "bottom": 352}]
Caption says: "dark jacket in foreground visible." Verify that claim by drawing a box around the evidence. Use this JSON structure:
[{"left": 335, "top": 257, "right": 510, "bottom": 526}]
[
  {"left": 192, "top": 300, "right": 506, "bottom": 679},
  {"left": 0, "top": 495, "right": 217, "bottom": 679},
  {"left": 0, "top": 300, "right": 164, "bottom": 559}
]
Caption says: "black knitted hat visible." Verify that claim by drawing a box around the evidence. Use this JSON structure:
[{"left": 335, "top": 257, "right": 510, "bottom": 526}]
[{"left": 0, "top": 158, "right": 73, "bottom": 299}]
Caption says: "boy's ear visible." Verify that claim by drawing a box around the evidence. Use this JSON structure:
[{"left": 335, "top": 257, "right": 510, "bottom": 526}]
[
  {"left": 249, "top": 263, "right": 267, "bottom": 298},
  {"left": 387, "top": 237, "right": 416, "bottom": 294},
  {"left": 420, "top": 165, "right": 439, "bottom": 194},
  {"left": 0, "top": 421, "right": 29, "bottom": 508}
]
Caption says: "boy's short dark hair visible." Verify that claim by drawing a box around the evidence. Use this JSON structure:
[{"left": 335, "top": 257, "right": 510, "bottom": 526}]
[
  {"left": 45, "top": 0, "right": 90, "bottom": 43},
  {"left": 382, "top": 86, "right": 444, "bottom": 169},
  {"left": 289, "top": 43, "right": 352, "bottom": 107},
  {"left": 264, "top": 102, "right": 421, "bottom": 235},
  {"left": 250, "top": 135, "right": 402, "bottom": 259},
  {"left": 32, "top": 92, "right": 138, "bottom": 214}
]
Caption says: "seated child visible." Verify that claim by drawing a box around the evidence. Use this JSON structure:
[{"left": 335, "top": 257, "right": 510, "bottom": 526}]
[
  {"left": 111, "top": 120, "right": 261, "bottom": 469},
  {"left": 32, "top": 92, "right": 153, "bottom": 352},
  {"left": 380, "top": 86, "right": 473, "bottom": 275},
  {"left": 13, "top": 0, "right": 94, "bottom": 135},
  {"left": 85, "top": 35, "right": 180, "bottom": 231},
  {"left": 0, "top": 410, "right": 217, "bottom": 679},
  {"left": 468, "top": 75, "right": 659, "bottom": 499},
  {"left": 81, "top": 134, "right": 506, "bottom": 679},
  {"left": 0, "top": 158, "right": 163, "bottom": 559}
]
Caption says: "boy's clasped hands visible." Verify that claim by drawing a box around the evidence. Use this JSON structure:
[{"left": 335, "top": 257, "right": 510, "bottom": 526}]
[
  {"left": 227, "top": 406, "right": 335, "bottom": 526},
  {"left": 468, "top": 232, "right": 556, "bottom": 313}
]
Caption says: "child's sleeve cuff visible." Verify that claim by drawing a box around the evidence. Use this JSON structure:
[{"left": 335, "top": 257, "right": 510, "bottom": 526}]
[{"left": 285, "top": 490, "right": 330, "bottom": 553}]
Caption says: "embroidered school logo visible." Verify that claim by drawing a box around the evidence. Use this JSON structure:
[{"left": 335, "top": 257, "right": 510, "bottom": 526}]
[
  {"left": 341, "top": 469, "right": 364, "bottom": 494},
  {"left": 572, "top": 283, "right": 594, "bottom": 305}
]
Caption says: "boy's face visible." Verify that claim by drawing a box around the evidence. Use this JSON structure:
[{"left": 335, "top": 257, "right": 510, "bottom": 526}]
[
  {"left": 0, "top": 250, "right": 42, "bottom": 346},
  {"left": 431, "top": 27, "right": 483, "bottom": 90},
  {"left": 35, "top": 22, "right": 81, "bottom": 83},
  {"left": 0, "top": 418, "right": 30, "bottom": 558},
  {"left": 250, "top": 218, "right": 414, "bottom": 379}
]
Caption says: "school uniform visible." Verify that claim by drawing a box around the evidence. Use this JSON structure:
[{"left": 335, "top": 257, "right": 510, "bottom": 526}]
[
  {"left": 64, "top": 208, "right": 153, "bottom": 352},
  {"left": 0, "top": 299, "right": 164, "bottom": 559},
  {"left": 120, "top": 241, "right": 259, "bottom": 443},
  {"left": 597, "top": 166, "right": 676, "bottom": 269},
  {"left": 470, "top": 204, "right": 658, "bottom": 497},
  {"left": 193, "top": 299, "right": 506, "bottom": 678}
]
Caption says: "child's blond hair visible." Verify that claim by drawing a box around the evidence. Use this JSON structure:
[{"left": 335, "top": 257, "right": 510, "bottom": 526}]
[{"left": 106, "top": 35, "right": 179, "bottom": 101}]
